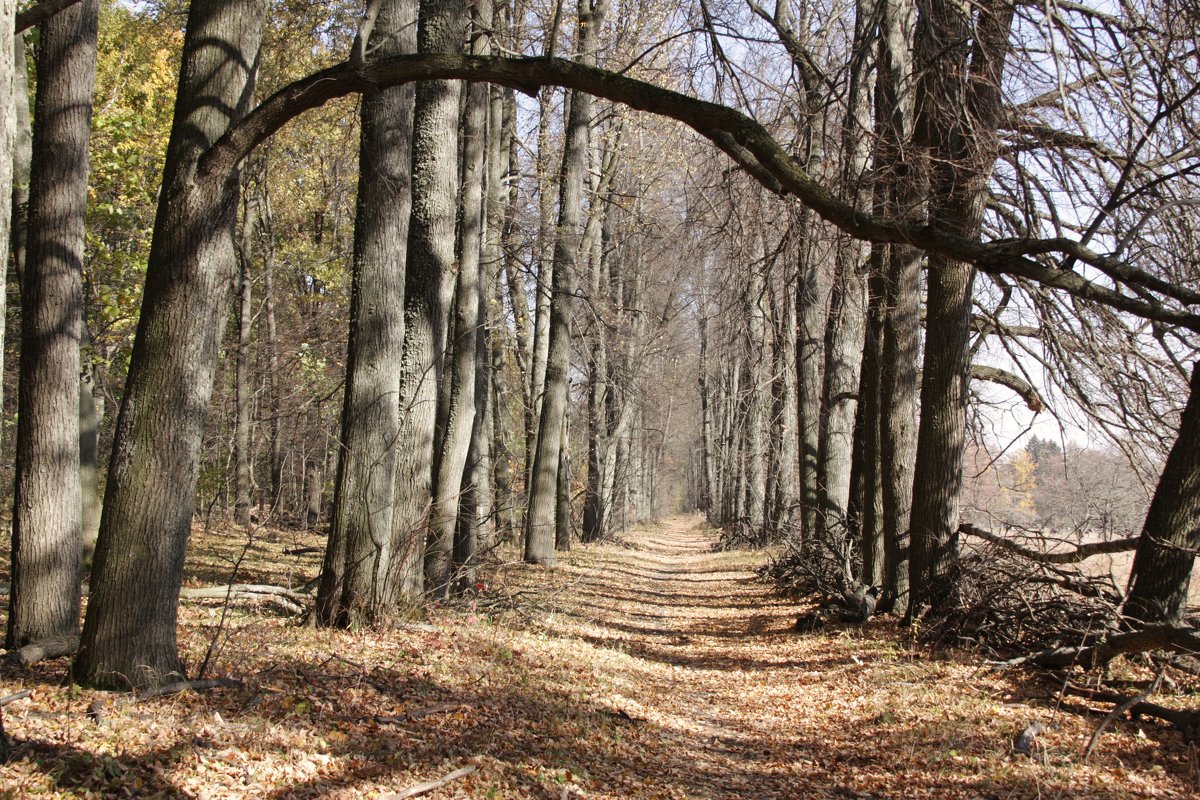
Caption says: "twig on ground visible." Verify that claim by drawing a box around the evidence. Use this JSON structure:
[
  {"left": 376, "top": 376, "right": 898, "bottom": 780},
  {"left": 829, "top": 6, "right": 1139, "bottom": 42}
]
[{"left": 381, "top": 764, "right": 477, "bottom": 799}]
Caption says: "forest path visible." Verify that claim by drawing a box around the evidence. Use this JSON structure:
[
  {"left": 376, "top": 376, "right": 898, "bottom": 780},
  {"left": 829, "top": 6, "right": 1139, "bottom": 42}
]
[
  {"left": 493, "top": 515, "right": 1185, "bottom": 799},
  {"left": 495, "top": 514, "right": 909, "bottom": 799}
]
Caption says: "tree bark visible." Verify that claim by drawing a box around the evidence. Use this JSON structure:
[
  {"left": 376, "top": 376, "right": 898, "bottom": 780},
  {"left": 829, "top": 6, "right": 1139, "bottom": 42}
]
[
  {"left": 233, "top": 182, "right": 258, "bottom": 527},
  {"left": 74, "top": 0, "right": 266, "bottom": 689},
  {"left": 876, "top": 0, "right": 921, "bottom": 614},
  {"left": 1125, "top": 364, "right": 1200, "bottom": 623},
  {"left": 525, "top": 0, "right": 606, "bottom": 563},
  {"left": 429, "top": 0, "right": 489, "bottom": 596},
  {"left": 907, "top": 0, "right": 1014, "bottom": 616},
  {"left": 390, "top": 0, "right": 466, "bottom": 599},
  {"left": 317, "top": 0, "right": 415, "bottom": 626},
  {"left": 7, "top": 0, "right": 97, "bottom": 650}
]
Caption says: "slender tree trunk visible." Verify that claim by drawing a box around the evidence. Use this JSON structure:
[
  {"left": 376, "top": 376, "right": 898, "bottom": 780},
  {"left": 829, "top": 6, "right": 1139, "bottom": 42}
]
[
  {"left": 556, "top": 408, "right": 571, "bottom": 550},
  {"left": 428, "top": 0, "right": 489, "bottom": 596},
  {"left": 390, "top": 0, "right": 466, "bottom": 598},
  {"left": 317, "top": 0, "right": 415, "bottom": 626},
  {"left": 80, "top": 322, "right": 102, "bottom": 564},
  {"left": 856, "top": 253, "right": 885, "bottom": 587},
  {"left": 796, "top": 216, "right": 830, "bottom": 541},
  {"left": 525, "top": 0, "right": 606, "bottom": 563},
  {"left": 7, "top": 0, "right": 97, "bottom": 650},
  {"left": 75, "top": 0, "right": 266, "bottom": 688},
  {"left": 233, "top": 184, "right": 258, "bottom": 527},
  {"left": 743, "top": 258, "right": 767, "bottom": 532},
  {"left": 877, "top": 0, "right": 921, "bottom": 614},
  {"left": 771, "top": 282, "right": 800, "bottom": 535},
  {"left": 10, "top": 30, "right": 29, "bottom": 285}
]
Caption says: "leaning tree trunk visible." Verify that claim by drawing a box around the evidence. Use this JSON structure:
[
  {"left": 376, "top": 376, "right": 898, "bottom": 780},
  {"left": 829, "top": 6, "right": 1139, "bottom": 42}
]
[
  {"left": 316, "top": 0, "right": 415, "bottom": 626},
  {"left": 1125, "top": 364, "right": 1200, "bottom": 623},
  {"left": 74, "top": 0, "right": 266, "bottom": 689},
  {"left": 390, "top": 0, "right": 466, "bottom": 598},
  {"left": 7, "top": 0, "right": 97, "bottom": 650},
  {"left": 906, "top": 0, "right": 1013, "bottom": 617}
]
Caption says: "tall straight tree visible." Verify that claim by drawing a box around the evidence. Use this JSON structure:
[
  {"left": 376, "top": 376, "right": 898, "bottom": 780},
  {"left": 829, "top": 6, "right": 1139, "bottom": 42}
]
[
  {"left": 453, "top": 0, "right": 498, "bottom": 588},
  {"left": 317, "top": 0, "right": 416, "bottom": 626},
  {"left": 7, "top": 0, "right": 98, "bottom": 649},
  {"left": 74, "top": 0, "right": 267, "bottom": 688},
  {"left": 907, "top": 0, "right": 1014, "bottom": 616},
  {"left": 525, "top": 0, "right": 608, "bottom": 563},
  {"left": 428, "top": 0, "right": 489, "bottom": 595},
  {"left": 876, "top": 0, "right": 921, "bottom": 613},
  {"left": 390, "top": 0, "right": 467, "bottom": 597}
]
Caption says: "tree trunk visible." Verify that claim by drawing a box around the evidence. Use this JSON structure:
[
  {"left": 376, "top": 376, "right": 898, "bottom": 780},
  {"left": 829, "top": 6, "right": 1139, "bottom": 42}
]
[
  {"left": 907, "top": 0, "right": 1013, "bottom": 616},
  {"left": 317, "top": 0, "right": 415, "bottom": 626},
  {"left": 7, "top": 0, "right": 97, "bottom": 650},
  {"left": 80, "top": 322, "right": 102, "bottom": 564},
  {"left": 525, "top": 0, "right": 606, "bottom": 563},
  {"left": 743, "top": 257, "right": 767, "bottom": 532},
  {"left": 390, "top": 0, "right": 466, "bottom": 599},
  {"left": 876, "top": 0, "right": 921, "bottom": 614},
  {"left": 796, "top": 215, "right": 830, "bottom": 542},
  {"left": 772, "top": 282, "right": 800, "bottom": 535},
  {"left": 233, "top": 183, "right": 258, "bottom": 527},
  {"left": 74, "top": 0, "right": 266, "bottom": 689},
  {"left": 1125, "top": 364, "right": 1200, "bottom": 623},
  {"left": 428, "top": 0, "right": 488, "bottom": 597}
]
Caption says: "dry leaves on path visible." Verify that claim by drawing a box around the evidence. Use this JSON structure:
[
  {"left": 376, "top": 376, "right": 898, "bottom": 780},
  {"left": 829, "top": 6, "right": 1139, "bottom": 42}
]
[{"left": 1, "top": 515, "right": 1198, "bottom": 798}]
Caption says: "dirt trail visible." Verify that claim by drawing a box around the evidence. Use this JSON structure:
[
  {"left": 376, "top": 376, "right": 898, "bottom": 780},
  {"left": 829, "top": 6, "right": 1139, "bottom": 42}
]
[{"left": 506, "top": 515, "right": 1189, "bottom": 799}]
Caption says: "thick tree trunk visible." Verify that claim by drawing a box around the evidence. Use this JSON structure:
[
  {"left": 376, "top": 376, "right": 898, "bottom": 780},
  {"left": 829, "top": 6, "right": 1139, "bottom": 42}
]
[
  {"left": 907, "top": 0, "right": 1013, "bottom": 616},
  {"left": 1125, "top": 364, "right": 1200, "bottom": 622},
  {"left": 390, "top": 0, "right": 466, "bottom": 598},
  {"left": 74, "top": 0, "right": 266, "bottom": 689},
  {"left": 317, "top": 0, "right": 415, "bottom": 626},
  {"left": 7, "top": 0, "right": 97, "bottom": 650},
  {"left": 9, "top": 30, "right": 29, "bottom": 284}
]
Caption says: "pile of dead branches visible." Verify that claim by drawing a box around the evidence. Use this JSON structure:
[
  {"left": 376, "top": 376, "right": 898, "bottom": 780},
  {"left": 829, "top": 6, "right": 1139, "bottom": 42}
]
[
  {"left": 761, "top": 522, "right": 860, "bottom": 598},
  {"left": 712, "top": 517, "right": 769, "bottom": 551},
  {"left": 917, "top": 524, "right": 1131, "bottom": 655}
]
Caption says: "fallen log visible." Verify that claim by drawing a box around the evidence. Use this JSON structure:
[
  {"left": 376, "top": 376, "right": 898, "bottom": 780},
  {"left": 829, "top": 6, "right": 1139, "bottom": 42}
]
[
  {"left": 1062, "top": 681, "right": 1200, "bottom": 744},
  {"left": 3, "top": 635, "right": 80, "bottom": 667},
  {"left": 179, "top": 584, "right": 309, "bottom": 613}
]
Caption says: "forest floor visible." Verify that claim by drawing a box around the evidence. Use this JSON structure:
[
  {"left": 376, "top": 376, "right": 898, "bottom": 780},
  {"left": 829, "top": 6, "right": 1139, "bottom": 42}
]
[{"left": 1, "top": 515, "right": 1198, "bottom": 798}]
